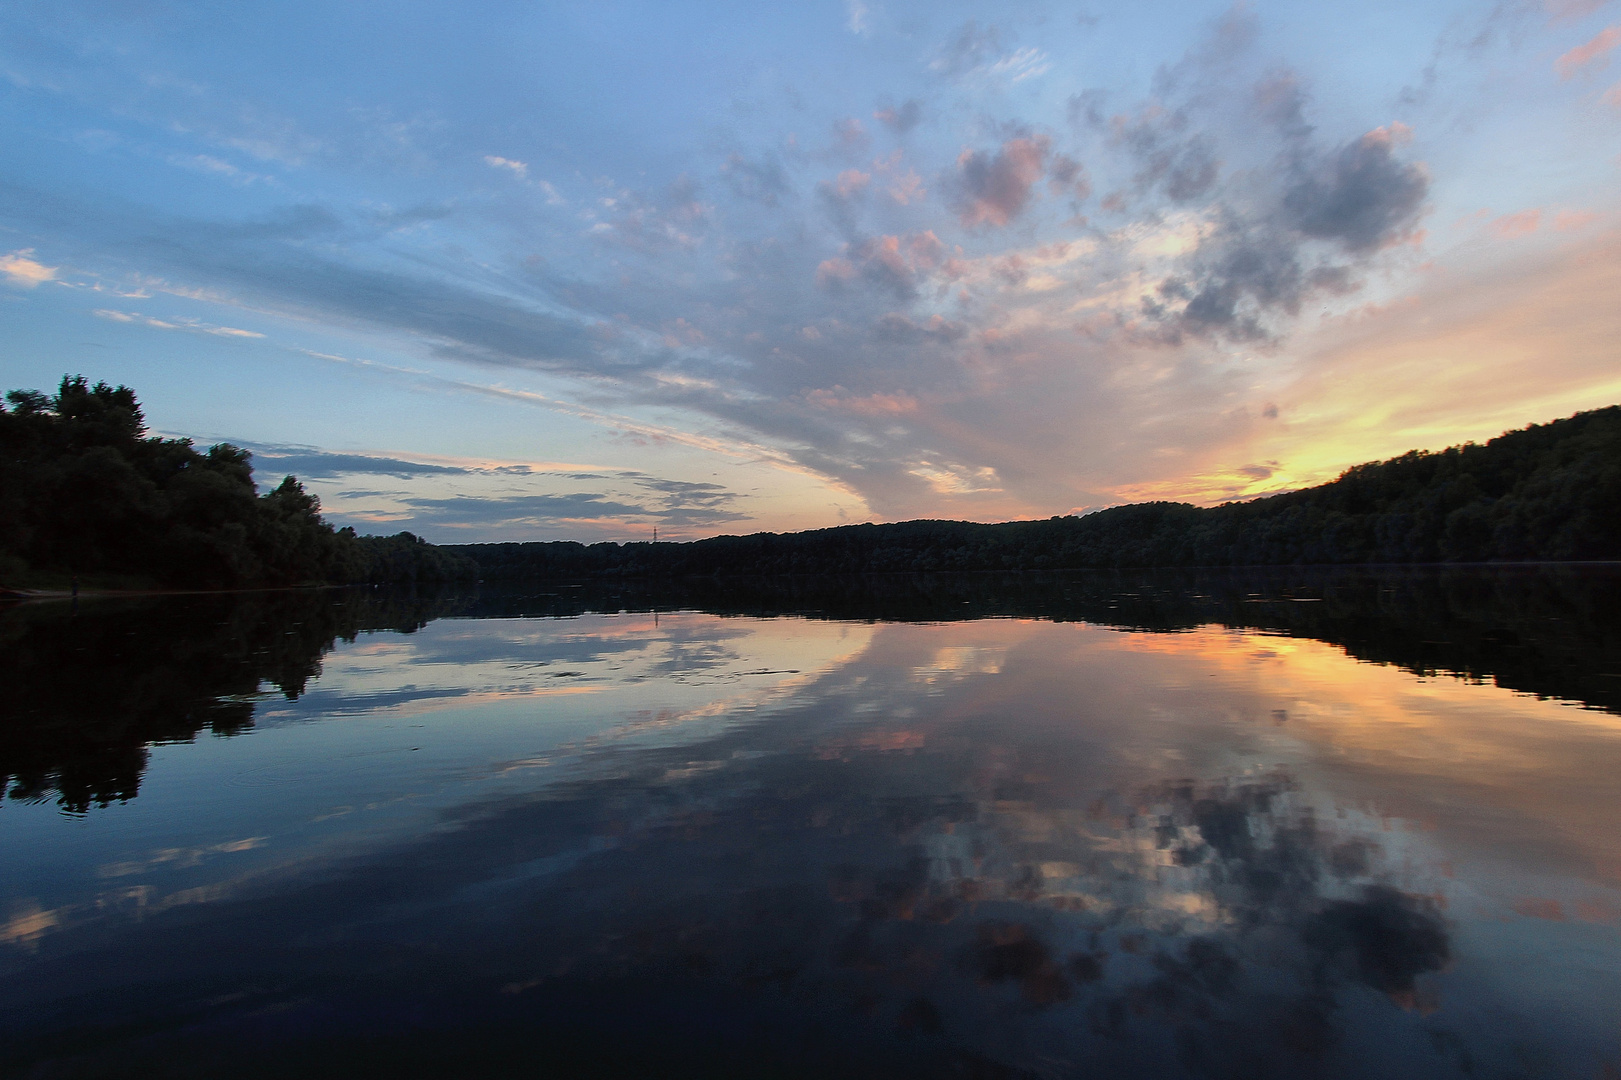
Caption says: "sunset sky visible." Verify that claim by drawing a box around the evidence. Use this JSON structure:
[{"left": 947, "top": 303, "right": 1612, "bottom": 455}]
[{"left": 2, "top": 0, "right": 1619, "bottom": 542}]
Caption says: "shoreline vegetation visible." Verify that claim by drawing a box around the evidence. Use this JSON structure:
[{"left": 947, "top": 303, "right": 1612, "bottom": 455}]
[
  {"left": 0, "top": 376, "right": 477, "bottom": 592},
  {"left": 453, "top": 400, "right": 1621, "bottom": 578},
  {"left": 3, "top": 376, "right": 1618, "bottom": 593}
]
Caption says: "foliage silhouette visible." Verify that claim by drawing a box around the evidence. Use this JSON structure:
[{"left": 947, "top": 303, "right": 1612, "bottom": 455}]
[
  {"left": 452, "top": 405, "right": 1621, "bottom": 578},
  {"left": 0, "top": 376, "right": 475, "bottom": 588}
]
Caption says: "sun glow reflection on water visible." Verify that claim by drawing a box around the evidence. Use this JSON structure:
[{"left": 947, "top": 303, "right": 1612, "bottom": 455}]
[{"left": 2, "top": 579, "right": 1620, "bottom": 1078}]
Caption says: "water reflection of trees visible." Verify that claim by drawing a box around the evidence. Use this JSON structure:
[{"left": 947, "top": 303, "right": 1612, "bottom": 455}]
[
  {"left": 10, "top": 571, "right": 1608, "bottom": 1077},
  {"left": 474, "top": 563, "right": 1621, "bottom": 714},
  {"left": 0, "top": 588, "right": 470, "bottom": 811},
  {"left": 3, "top": 564, "right": 1616, "bottom": 814}
]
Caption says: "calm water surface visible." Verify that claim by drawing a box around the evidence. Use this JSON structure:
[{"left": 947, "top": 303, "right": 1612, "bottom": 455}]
[{"left": 4, "top": 568, "right": 1621, "bottom": 1078}]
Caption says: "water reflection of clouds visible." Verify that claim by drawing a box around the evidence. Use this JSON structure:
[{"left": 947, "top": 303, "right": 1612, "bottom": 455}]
[
  {"left": 262, "top": 615, "right": 782, "bottom": 723},
  {"left": 5, "top": 609, "right": 1621, "bottom": 1076}
]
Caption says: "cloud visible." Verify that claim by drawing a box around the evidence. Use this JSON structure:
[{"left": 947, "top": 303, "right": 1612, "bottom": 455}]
[
  {"left": 1553, "top": 209, "right": 1599, "bottom": 230},
  {"left": 823, "top": 168, "right": 870, "bottom": 200},
  {"left": 1129, "top": 119, "right": 1429, "bottom": 343},
  {"left": 0, "top": 248, "right": 57, "bottom": 287},
  {"left": 484, "top": 155, "right": 529, "bottom": 177},
  {"left": 985, "top": 48, "right": 1051, "bottom": 84},
  {"left": 1546, "top": 0, "right": 1611, "bottom": 20},
  {"left": 170, "top": 154, "right": 265, "bottom": 184},
  {"left": 930, "top": 22, "right": 1050, "bottom": 84},
  {"left": 588, "top": 176, "right": 711, "bottom": 252},
  {"left": 1491, "top": 208, "right": 1542, "bottom": 237},
  {"left": 1111, "top": 107, "right": 1220, "bottom": 203},
  {"left": 397, "top": 488, "right": 748, "bottom": 530},
  {"left": 1283, "top": 125, "right": 1428, "bottom": 252},
  {"left": 930, "top": 21, "right": 1003, "bottom": 80},
  {"left": 872, "top": 312, "right": 965, "bottom": 342},
  {"left": 873, "top": 100, "right": 921, "bottom": 134},
  {"left": 955, "top": 136, "right": 1050, "bottom": 228},
  {"left": 828, "top": 231, "right": 947, "bottom": 297},
  {"left": 246, "top": 446, "right": 472, "bottom": 480},
  {"left": 92, "top": 308, "right": 264, "bottom": 338},
  {"left": 0, "top": 2, "right": 1571, "bottom": 535},
  {"left": 723, "top": 152, "right": 792, "bottom": 206},
  {"left": 844, "top": 0, "right": 871, "bottom": 36},
  {"left": 1555, "top": 25, "right": 1621, "bottom": 78},
  {"left": 806, "top": 386, "right": 921, "bottom": 416}
]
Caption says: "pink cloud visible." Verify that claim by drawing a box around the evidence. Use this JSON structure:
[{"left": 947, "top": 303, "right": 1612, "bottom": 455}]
[
  {"left": 815, "top": 257, "right": 858, "bottom": 287},
  {"left": 1490, "top": 209, "right": 1542, "bottom": 237},
  {"left": 1603, "top": 81, "right": 1621, "bottom": 107},
  {"left": 832, "top": 117, "right": 869, "bottom": 152},
  {"left": 956, "top": 136, "right": 1050, "bottom": 228},
  {"left": 1546, "top": 0, "right": 1610, "bottom": 21},
  {"left": 1554, "top": 209, "right": 1599, "bottom": 230},
  {"left": 806, "top": 387, "right": 920, "bottom": 416},
  {"left": 830, "top": 169, "right": 870, "bottom": 198},
  {"left": 819, "top": 231, "right": 946, "bottom": 295},
  {"left": 1555, "top": 25, "right": 1621, "bottom": 79}
]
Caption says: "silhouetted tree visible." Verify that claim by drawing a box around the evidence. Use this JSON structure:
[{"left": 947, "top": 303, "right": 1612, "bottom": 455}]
[{"left": 0, "top": 375, "right": 475, "bottom": 588}]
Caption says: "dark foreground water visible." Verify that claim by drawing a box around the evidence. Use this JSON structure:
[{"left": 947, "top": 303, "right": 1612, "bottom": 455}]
[{"left": 4, "top": 567, "right": 1621, "bottom": 1079}]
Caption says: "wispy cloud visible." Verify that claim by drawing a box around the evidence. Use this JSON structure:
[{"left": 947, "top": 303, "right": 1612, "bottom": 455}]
[
  {"left": 483, "top": 154, "right": 528, "bottom": 177},
  {"left": 92, "top": 308, "right": 263, "bottom": 337},
  {"left": 1555, "top": 25, "right": 1621, "bottom": 78},
  {"left": 929, "top": 22, "right": 1048, "bottom": 84},
  {"left": 2, "top": 1, "right": 1615, "bottom": 537},
  {"left": 845, "top": 0, "right": 871, "bottom": 36}
]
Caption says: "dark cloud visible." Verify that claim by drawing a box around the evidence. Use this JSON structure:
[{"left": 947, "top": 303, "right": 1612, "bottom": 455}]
[
  {"left": 872, "top": 100, "right": 921, "bottom": 134},
  {"left": 1047, "top": 153, "right": 1092, "bottom": 200},
  {"left": 1254, "top": 71, "right": 1314, "bottom": 142},
  {"left": 930, "top": 21, "right": 1003, "bottom": 80},
  {"left": 1112, "top": 108, "right": 1221, "bottom": 203},
  {"left": 394, "top": 477, "right": 748, "bottom": 531},
  {"left": 1283, "top": 128, "right": 1429, "bottom": 252},
  {"left": 830, "top": 117, "right": 869, "bottom": 156},
  {"left": 400, "top": 493, "right": 651, "bottom": 526},
  {"left": 722, "top": 152, "right": 793, "bottom": 207},
  {"left": 1111, "top": 127, "right": 1427, "bottom": 345},
  {"left": 818, "top": 231, "right": 946, "bottom": 300},
  {"left": 246, "top": 445, "right": 469, "bottom": 480},
  {"left": 0, "top": 0, "right": 1441, "bottom": 528},
  {"left": 222, "top": 203, "right": 344, "bottom": 241},
  {"left": 1067, "top": 89, "right": 1108, "bottom": 129},
  {"left": 0, "top": 176, "right": 607, "bottom": 372},
  {"left": 955, "top": 135, "right": 1050, "bottom": 228},
  {"left": 873, "top": 312, "right": 966, "bottom": 343},
  {"left": 590, "top": 175, "right": 711, "bottom": 254},
  {"left": 1147, "top": 229, "right": 1312, "bottom": 342},
  {"left": 815, "top": 168, "right": 871, "bottom": 234}
]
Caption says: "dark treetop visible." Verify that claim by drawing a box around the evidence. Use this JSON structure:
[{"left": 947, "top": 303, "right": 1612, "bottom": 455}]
[
  {"left": 0, "top": 376, "right": 475, "bottom": 589},
  {"left": 452, "top": 404, "right": 1621, "bottom": 578}
]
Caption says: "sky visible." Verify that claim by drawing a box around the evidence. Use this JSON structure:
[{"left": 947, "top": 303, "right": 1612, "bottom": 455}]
[{"left": 1, "top": 0, "right": 1619, "bottom": 543}]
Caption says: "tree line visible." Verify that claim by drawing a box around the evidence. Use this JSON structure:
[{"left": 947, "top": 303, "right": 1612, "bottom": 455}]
[
  {"left": 0, "top": 376, "right": 476, "bottom": 589},
  {"left": 455, "top": 404, "right": 1621, "bottom": 578},
  {"left": 5, "top": 375, "right": 1616, "bottom": 589}
]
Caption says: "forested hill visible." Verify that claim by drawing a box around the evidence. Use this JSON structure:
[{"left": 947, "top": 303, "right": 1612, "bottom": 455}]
[
  {"left": 0, "top": 376, "right": 475, "bottom": 589},
  {"left": 454, "top": 405, "right": 1621, "bottom": 577}
]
